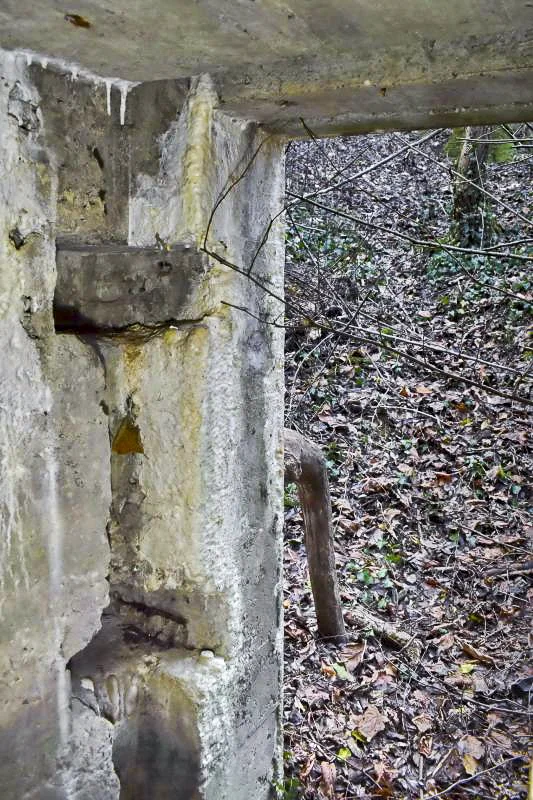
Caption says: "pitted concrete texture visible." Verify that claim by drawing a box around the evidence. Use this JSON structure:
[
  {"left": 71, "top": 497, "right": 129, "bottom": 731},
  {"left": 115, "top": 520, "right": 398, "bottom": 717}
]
[
  {"left": 0, "top": 51, "right": 112, "bottom": 798},
  {"left": 0, "top": 51, "right": 284, "bottom": 799},
  {"left": 54, "top": 243, "right": 209, "bottom": 331},
  {"left": 0, "top": 1, "right": 532, "bottom": 134}
]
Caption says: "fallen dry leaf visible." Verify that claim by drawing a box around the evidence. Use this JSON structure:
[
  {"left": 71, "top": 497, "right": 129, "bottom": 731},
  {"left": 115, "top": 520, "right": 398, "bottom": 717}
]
[
  {"left": 471, "top": 673, "right": 489, "bottom": 694},
  {"left": 299, "top": 753, "right": 315, "bottom": 780},
  {"left": 444, "top": 671, "right": 473, "bottom": 688},
  {"left": 398, "top": 462, "right": 414, "bottom": 475},
  {"left": 352, "top": 705, "right": 387, "bottom": 742},
  {"left": 340, "top": 641, "right": 366, "bottom": 672},
  {"left": 413, "top": 714, "right": 433, "bottom": 733},
  {"left": 418, "top": 735, "right": 433, "bottom": 757},
  {"left": 460, "top": 640, "right": 496, "bottom": 665},
  {"left": 459, "top": 735, "right": 485, "bottom": 759},
  {"left": 317, "top": 413, "right": 337, "bottom": 426},
  {"left": 373, "top": 760, "right": 398, "bottom": 796},
  {"left": 437, "top": 632, "right": 455, "bottom": 651},
  {"left": 462, "top": 753, "right": 479, "bottom": 776},
  {"left": 319, "top": 761, "right": 336, "bottom": 799},
  {"left": 489, "top": 730, "right": 513, "bottom": 750},
  {"left": 374, "top": 760, "right": 398, "bottom": 784}
]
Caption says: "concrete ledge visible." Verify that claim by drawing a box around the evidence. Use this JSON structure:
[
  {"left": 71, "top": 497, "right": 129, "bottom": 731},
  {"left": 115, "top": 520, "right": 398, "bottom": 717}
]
[{"left": 54, "top": 242, "right": 209, "bottom": 331}]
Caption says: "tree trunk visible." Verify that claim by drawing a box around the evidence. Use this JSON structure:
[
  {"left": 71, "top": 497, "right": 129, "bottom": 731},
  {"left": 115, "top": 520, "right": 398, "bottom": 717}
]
[
  {"left": 452, "top": 125, "right": 492, "bottom": 248},
  {"left": 284, "top": 428, "right": 346, "bottom": 644}
]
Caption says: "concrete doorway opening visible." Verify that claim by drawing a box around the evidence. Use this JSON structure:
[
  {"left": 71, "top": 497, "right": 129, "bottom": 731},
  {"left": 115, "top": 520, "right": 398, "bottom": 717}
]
[{"left": 282, "top": 125, "right": 532, "bottom": 797}]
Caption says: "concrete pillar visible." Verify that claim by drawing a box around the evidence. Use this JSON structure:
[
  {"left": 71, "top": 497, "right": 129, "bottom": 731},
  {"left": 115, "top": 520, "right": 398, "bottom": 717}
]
[{"left": 0, "top": 49, "right": 285, "bottom": 799}]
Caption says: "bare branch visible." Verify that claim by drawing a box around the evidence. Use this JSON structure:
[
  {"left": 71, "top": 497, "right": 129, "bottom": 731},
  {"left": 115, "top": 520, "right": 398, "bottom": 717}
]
[
  {"left": 425, "top": 756, "right": 525, "bottom": 800},
  {"left": 295, "top": 129, "right": 442, "bottom": 203},
  {"left": 287, "top": 191, "right": 533, "bottom": 266},
  {"left": 392, "top": 132, "right": 533, "bottom": 228}
]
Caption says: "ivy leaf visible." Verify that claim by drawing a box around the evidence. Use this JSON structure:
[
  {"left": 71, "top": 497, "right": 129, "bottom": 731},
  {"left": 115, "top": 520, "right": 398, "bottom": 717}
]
[
  {"left": 337, "top": 747, "right": 352, "bottom": 761},
  {"left": 333, "top": 663, "right": 353, "bottom": 681}
]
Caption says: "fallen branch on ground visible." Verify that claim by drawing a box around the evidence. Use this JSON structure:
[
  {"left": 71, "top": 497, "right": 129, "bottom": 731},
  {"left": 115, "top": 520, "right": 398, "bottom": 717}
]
[{"left": 343, "top": 604, "right": 421, "bottom": 659}]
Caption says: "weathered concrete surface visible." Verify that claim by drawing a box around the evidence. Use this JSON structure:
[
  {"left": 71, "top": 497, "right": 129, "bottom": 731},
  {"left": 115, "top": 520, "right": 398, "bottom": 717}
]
[
  {"left": 0, "top": 51, "right": 112, "bottom": 798},
  {"left": 2, "top": 1, "right": 531, "bottom": 796},
  {"left": 54, "top": 243, "right": 209, "bottom": 331},
  {"left": 28, "top": 70, "right": 189, "bottom": 243},
  {"left": 93, "top": 75, "right": 286, "bottom": 798},
  {"left": 0, "top": 1, "right": 532, "bottom": 134},
  {"left": 1, "top": 51, "right": 284, "bottom": 799}
]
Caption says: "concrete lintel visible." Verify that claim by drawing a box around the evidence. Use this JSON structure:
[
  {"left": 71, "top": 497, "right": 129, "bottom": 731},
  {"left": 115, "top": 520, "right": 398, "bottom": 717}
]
[
  {"left": 219, "top": 68, "right": 533, "bottom": 137},
  {"left": 1, "top": 1, "right": 532, "bottom": 137}
]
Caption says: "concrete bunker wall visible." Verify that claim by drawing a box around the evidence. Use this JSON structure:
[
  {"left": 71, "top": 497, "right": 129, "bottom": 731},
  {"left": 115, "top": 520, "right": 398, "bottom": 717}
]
[
  {"left": 0, "top": 50, "right": 284, "bottom": 799},
  {"left": 1, "top": 27, "right": 530, "bottom": 797}
]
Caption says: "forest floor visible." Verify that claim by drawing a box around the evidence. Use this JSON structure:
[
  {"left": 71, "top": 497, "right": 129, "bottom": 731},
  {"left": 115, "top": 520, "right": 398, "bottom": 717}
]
[{"left": 282, "top": 128, "right": 532, "bottom": 799}]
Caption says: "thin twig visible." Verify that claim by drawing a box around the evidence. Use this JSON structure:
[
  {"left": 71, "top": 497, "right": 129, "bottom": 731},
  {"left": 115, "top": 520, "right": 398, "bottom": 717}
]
[
  {"left": 202, "top": 132, "right": 273, "bottom": 251},
  {"left": 393, "top": 132, "right": 533, "bottom": 229},
  {"left": 425, "top": 756, "right": 525, "bottom": 799},
  {"left": 288, "top": 191, "right": 533, "bottom": 266},
  {"left": 297, "top": 129, "right": 442, "bottom": 204},
  {"left": 205, "top": 247, "right": 533, "bottom": 407}
]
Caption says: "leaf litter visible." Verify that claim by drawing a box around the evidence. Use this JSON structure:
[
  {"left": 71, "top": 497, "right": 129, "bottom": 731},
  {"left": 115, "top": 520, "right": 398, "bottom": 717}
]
[{"left": 282, "top": 128, "right": 532, "bottom": 799}]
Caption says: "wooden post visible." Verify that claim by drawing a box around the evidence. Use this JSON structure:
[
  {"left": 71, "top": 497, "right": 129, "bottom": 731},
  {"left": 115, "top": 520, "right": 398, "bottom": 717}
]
[{"left": 284, "top": 428, "right": 346, "bottom": 644}]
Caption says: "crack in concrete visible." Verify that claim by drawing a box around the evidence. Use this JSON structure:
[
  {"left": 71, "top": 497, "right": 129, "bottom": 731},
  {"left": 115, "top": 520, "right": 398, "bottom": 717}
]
[
  {"left": 54, "top": 313, "right": 212, "bottom": 341},
  {"left": 112, "top": 594, "right": 188, "bottom": 626}
]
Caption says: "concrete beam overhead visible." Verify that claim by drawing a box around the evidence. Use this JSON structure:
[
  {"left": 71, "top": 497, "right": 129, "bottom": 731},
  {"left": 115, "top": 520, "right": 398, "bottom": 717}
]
[{"left": 1, "top": 0, "right": 532, "bottom": 134}]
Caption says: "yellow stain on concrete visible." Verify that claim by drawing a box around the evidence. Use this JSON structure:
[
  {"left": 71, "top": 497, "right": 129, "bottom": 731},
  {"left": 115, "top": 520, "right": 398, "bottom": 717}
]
[
  {"left": 163, "top": 328, "right": 177, "bottom": 346},
  {"left": 35, "top": 161, "right": 54, "bottom": 203},
  {"left": 112, "top": 417, "right": 144, "bottom": 455},
  {"left": 172, "top": 324, "right": 209, "bottom": 519},
  {"left": 140, "top": 323, "right": 213, "bottom": 594},
  {"left": 57, "top": 187, "right": 106, "bottom": 233},
  {"left": 180, "top": 76, "right": 217, "bottom": 245},
  {"left": 123, "top": 342, "right": 144, "bottom": 387},
  {"left": 176, "top": 324, "right": 208, "bottom": 452}
]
